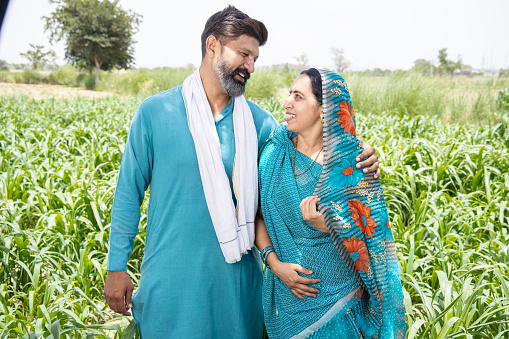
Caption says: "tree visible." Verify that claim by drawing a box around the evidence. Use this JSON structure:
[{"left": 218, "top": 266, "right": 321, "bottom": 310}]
[
  {"left": 294, "top": 53, "right": 309, "bottom": 70},
  {"left": 45, "top": 0, "right": 141, "bottom": 86},
  {"left": 437, "top": 48, "right": 462, "bottom": 77},
  {"left": 0, "top": 59, "right": 8, "bottom": 71},
  {"left": 20, "top": 44, "right": 55, "bottom": 70},
  {"left": 330, "top": 47, "right": 350, "bottom": 73},
  {"left": 411, "top": 58, "right": 435, "bottom": 76}
]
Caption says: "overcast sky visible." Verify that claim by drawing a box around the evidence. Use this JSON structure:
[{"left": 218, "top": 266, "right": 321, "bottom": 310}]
[{"left": 1, "top": 0, "right": 508, "bottom": 71}]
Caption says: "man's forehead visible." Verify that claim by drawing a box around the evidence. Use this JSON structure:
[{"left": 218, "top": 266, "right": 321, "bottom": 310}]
[{"left": 224, "top": 35, "right": 259, "bottom": 52}]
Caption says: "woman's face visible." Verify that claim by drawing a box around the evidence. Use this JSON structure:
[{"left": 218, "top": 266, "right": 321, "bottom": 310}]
[{"left": 284, "top": 74, "right": 323, "bottom": 134}]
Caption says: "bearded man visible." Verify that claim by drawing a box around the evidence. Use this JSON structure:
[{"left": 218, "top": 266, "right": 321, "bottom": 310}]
[
  {"left": 104, "top": 6, "right": 273, "bottom": 338},
  {"left": 104, "top": 5, "right": 379, "bottom": 338}
]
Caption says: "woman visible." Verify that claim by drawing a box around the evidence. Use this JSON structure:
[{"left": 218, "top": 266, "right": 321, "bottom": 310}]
[{"left": 256, "top": 68, "right": 406, "bottom": 338}]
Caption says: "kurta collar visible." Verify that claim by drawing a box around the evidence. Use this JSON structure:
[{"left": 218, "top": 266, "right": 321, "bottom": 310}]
[{"left": 215, "top": 98, "right": 234, "bottom": 124}]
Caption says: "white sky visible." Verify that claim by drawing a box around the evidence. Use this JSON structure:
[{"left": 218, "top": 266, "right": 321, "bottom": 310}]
[{"left": 1, "top": 0, "right": 508, "bottom": 71}]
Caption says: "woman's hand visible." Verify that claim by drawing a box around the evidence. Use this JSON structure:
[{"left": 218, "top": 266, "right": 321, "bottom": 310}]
[
  {"left": 356, "top": 137, "right": 381, "bottom": 179},
  {"left": 300, "top": 196, "right": 329, "bottom": 233},
  {"left": 270, "top": 257, "right": 321, "bottom": 300}
]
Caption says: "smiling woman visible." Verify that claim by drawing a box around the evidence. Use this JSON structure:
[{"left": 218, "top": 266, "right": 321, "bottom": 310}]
[{"left": 255, "top": 68, "right": 406, "bottom": 339}]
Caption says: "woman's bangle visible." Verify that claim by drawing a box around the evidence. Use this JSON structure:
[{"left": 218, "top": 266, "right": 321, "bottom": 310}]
[
  {"left": 263, "top": 249, "right": 275, "bottom": 267},
  {"left": 260, "top": 245, "right": 275, "bottom": 266}
]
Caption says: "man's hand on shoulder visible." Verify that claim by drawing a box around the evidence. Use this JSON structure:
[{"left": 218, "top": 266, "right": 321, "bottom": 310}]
[{"left": 104, "top": 270, "right": 134, "bottom": 316}]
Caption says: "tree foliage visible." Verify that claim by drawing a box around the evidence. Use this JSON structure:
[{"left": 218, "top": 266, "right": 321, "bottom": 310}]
[
  {"left": 0, "top": 59, "right": 9, "bottom": 71},
  {"left": 411, "top": 58, "right": 435, "bottom": 76},
  {"left": 20, "top": 44, "right": 55, "bottom": 70},
  {"left": 330, "top": 47, "right": 350, "bottom": 73},
  {"left": 437, "top": 48, "right": 462, "bottom": 76},
  {"left": 499, "top": 68, "right": 509, "bottom": 78},
  {"left": 45, "top": 0, "right": 141, "bottom": 86},
  {"left": 293, "top": 53, "right": 309, "bottom": 70}
]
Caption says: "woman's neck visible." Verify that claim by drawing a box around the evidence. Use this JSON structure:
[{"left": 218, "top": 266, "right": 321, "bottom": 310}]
[
  {"left": 294, "top": 129, "right": 323, "bottom": 154},
  {"left": 293, "top": 128, "right": 324, "bottom": 166}
]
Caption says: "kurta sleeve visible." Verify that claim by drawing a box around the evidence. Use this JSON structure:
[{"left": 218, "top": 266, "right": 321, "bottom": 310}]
[
  {"left": 107, "top": 106, "right": 153, "bottom": 271},
  {"left": 247, "top": 101, "right": 277, "bottom": 149}
]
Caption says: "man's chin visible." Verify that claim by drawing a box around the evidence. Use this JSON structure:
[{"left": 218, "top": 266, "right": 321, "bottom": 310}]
[{"left": 226, "top": 87, "right": 246, "bottom": 97}]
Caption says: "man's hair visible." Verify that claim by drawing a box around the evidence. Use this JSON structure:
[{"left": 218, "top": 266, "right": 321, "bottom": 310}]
[{"left": 201, "top": 5, "right": 268, "bottom": 59}]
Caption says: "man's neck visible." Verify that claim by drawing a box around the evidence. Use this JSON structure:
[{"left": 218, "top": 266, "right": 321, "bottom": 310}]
[{"left": 199, "top": 66, "right": 231, "bottom": 120}]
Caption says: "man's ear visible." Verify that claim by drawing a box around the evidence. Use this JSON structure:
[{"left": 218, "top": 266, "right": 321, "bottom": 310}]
[{"left": 205, "top": 35, "right": 221, "bottom": 58}]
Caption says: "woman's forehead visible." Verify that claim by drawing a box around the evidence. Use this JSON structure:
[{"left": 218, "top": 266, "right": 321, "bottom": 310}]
[{"left": 291, "top": 74, "right": 312, "bottom": 92}]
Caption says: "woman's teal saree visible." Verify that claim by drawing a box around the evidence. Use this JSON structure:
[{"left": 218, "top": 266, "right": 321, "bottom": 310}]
[{"left": 259, "top": 69, "right": 406, "bottom": 338}]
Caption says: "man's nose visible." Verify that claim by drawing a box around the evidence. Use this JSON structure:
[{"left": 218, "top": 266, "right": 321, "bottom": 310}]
[{"left": 244, "top": 58, "right": 255, "bottom": 74}]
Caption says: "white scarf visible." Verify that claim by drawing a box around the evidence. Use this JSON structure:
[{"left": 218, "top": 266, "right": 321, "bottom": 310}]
[{"left": 182, "top": 69, "right": 258, "bottom": 263}]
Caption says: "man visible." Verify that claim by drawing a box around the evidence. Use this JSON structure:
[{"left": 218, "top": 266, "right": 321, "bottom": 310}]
[{"left": 104, "top": 6, "right": 379, "bottom": 338}]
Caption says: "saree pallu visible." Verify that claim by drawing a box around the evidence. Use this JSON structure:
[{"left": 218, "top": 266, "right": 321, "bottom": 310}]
[
  {"left": 313, "top": 70, "right": 406, "bottom": 338},
  {"left": 259, "top": 69, "right": 406, "bottom": 339}
]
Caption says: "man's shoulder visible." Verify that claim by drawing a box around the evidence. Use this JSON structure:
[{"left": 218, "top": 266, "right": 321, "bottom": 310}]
[
  {"left": 245, "top": 99, "right": 277, "bottom": 127},
  {"left": 246, "top": 100, "right": 271, "bottom": 118},
  {"left": 137, "top": 85, "right": 184, "bottom": 114}
]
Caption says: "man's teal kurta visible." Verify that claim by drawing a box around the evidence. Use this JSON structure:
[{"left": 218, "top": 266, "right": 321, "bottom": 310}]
[{"left": 107, "top": 85, "right": 277, "bottom": 338}]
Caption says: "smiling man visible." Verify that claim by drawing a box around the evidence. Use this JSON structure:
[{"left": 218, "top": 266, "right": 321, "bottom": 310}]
[{"left": 103, "top": 6, "right": 274, "bottom": 338}]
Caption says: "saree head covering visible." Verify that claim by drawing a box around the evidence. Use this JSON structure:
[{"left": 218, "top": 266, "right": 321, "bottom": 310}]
[
  {"left": 314, "top": 69, "right": 406, "bottom": 337},
  {"left": 182, "top": 69, "right": 258, "bottom": 263},
  {"left": 259, "top": 69, "right": 406, "bottom": 338}
]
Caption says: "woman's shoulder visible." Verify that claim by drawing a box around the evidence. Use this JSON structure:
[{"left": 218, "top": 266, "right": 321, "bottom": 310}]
[
  {"left": 271, "top": 122, "right": 292, "bottom": 141},
  {"left": 260, "top": 123, "right": 291, "bottom": 160}
]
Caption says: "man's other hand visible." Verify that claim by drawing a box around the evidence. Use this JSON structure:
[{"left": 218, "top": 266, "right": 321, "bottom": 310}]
[
  {"left": 356, "top": 137, "right": 381, "bottom": 179},
  {"left": 104, "top": 270, "right": 134, "bottom": 316}
]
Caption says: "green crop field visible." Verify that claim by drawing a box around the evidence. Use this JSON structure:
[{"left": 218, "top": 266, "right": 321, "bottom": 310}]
[{"left": 1, "top": 77, "right": 509, "bottom": 337}]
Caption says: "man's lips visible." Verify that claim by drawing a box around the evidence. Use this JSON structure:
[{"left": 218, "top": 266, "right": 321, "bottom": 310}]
[{"left": 234, "top": 73, "right": 246, "bottom": 82}]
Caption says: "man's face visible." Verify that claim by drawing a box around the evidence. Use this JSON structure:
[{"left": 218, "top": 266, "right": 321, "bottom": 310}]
[{"left": 214, "top": 35, "right": 260, "bottom": 97}]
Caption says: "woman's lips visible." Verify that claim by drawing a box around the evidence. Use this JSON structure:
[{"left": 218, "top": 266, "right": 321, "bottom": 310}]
[{"left": 286, "top": 112, "right": 296, "bottom": 122}]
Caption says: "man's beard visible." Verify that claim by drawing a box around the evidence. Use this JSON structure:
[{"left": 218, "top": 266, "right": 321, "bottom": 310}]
[{"left": 215, "top": 54, "right": 250, "bottom": 98}]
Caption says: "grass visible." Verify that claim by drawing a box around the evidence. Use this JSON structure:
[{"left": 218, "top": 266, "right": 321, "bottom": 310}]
[
  {"left": 345, "top": 72, "right": 509, "bottom": 124},
  {"left": 356, "top": 111, "right": 509, "bottom": 337},
  {"left": 2, "top": 65, "right": 508, "bottom": 125},
  {"left": 0, "top": 96, "right": 142, "bottom": 338},
  {"left": 0, "top": 73, "right": 508, "bottom": 337}
]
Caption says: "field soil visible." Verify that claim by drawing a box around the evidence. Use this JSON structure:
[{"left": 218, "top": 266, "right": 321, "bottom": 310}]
[{"left": 0, "top": 82, "right": 110, "bottom": 100}]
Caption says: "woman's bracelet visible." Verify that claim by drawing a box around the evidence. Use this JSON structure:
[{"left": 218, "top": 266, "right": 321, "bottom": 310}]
[
  {"left": 263, "top": 249, "right": 275, "bottom": 267},
  {"left": 260, "top": 245, "right": 275, "bottom": 266}
]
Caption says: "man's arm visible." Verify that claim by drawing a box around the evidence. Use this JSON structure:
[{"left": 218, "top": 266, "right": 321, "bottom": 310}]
[{"left": 104, "top": 106, "right": 153, "bottom": 315}]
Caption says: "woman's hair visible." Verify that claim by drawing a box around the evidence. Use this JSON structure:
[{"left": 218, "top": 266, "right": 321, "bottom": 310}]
[
  {"left": 201, "top": 6, "right": 268, "bottom": 59},
  {"left": 301, "top": 68, "right": 322, "bottom": 105}
]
